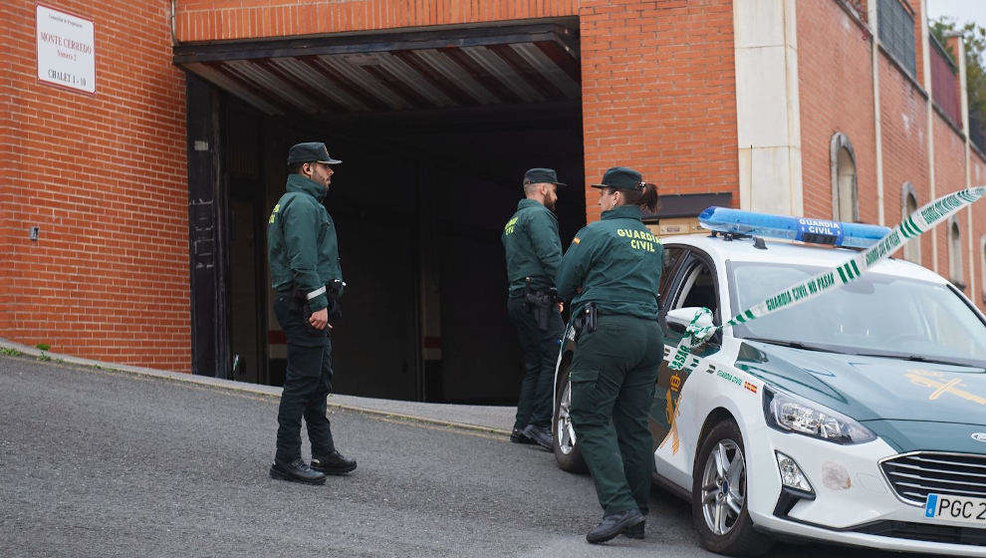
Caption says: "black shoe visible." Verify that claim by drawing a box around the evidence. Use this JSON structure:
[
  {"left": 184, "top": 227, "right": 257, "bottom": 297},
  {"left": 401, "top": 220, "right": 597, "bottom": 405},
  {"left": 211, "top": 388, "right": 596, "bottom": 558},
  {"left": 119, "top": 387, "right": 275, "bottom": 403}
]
[
  {"left": 269, "top": 458, "right": 327, "bottom": 485},
  {"left": 623, "top": 520, "right": 645, "bottom": 539},
  {"left": 311, "top": 449, "right": 357, "bottom": 475},
  {"left": 522, "top": 424, "right": 553, "bottom": 451},
  {"left": 586, "top": 508, "right": 645, "bottom": 544},
  {"left": 510, "top": 427, "right": 535, "bottom": 444}
]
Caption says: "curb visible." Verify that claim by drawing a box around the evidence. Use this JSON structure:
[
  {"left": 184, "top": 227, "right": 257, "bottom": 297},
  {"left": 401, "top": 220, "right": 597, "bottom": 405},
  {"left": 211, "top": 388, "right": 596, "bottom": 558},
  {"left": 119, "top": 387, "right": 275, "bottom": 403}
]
[{"left": 0, "top": 338, "right": 511, "bottom": 439}]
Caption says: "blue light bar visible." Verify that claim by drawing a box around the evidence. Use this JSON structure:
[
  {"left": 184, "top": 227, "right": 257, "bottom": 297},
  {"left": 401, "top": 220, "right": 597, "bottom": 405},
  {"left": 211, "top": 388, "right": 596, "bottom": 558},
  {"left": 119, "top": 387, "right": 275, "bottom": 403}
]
[{"left": 697, "top": 207, "right": 891, "bottom": 249}]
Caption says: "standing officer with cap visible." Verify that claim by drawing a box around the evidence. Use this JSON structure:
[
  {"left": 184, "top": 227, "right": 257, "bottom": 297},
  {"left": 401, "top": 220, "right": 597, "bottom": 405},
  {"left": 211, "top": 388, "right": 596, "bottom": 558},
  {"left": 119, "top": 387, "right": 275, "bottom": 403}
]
[
  {"left": 556, "top": 166, "right": 662, "bottom": 543},
  {"left": 501, "top": 168, "right": 566, "bottom": 450},
  {"left": 266, "top": 141, "right": 357, "bottom": 485}
]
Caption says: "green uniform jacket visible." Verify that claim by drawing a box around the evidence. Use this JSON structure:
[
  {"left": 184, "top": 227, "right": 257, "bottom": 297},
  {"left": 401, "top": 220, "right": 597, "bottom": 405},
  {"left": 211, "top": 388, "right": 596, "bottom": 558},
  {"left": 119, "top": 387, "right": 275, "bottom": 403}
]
[
  {"left": 267, "top": 174, "right": 343, "bottom": 312},
  {"left": 501, "top": 199, "right": 563, "bottom": 294},
  {"left": 556, "top": 205, "right": 663, "bottom": 319}
]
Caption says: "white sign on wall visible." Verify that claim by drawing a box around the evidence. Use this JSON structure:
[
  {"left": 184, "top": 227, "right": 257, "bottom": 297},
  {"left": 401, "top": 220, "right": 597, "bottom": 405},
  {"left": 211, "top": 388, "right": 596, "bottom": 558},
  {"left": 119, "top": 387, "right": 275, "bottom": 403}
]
[{"left": 36, "top": 5, "right": 95, "bottom": 93}]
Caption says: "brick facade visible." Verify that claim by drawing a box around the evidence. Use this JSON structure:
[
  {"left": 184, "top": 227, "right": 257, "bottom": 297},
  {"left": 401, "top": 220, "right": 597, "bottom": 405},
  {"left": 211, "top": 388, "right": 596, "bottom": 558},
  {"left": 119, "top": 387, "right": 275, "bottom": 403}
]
[
  {"left": 579, "top": 0, "right": 739, "bottom": 223},
  {"left": 877, "top": 52, "right": 931, "bottom": 255},
  {"left": 797, "top": 0, "right": 877, "bottom": 222},
  {"left": 796, "top": 0, "right": 986, "bottom": 312},
  {"left": 3, "top": 0, "right": 984, "bottom": 369},
  {"left": 1, "top": 1, "right": 189, "bottom": 369},
  {"left": 175, "top": 0, "right": 580, "bottom": 41}
]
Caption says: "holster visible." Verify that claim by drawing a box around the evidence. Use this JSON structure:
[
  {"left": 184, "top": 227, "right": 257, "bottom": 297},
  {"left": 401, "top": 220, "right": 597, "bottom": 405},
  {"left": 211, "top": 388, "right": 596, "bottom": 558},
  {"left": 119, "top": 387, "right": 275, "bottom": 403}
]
[
  {"left": 326, "top": 279, "right": 344, "bottom": 322},
  {"left": 523, "top": 279, "right": 558, "bottom": 331},
  {"left": 290, "top": 288, "right": 322, "bottom": 334},
  {"left": 573, "top": 302, "right": 597, "bottom": 335},
  {"left": 291, "top": 278, "right": 345, "bottom": 330}
]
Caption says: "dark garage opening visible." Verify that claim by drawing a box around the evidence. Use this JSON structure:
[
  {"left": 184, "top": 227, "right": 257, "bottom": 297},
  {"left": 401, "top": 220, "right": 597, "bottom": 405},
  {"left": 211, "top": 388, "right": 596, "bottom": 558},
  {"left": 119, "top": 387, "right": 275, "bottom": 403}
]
[{"left": 179, "top": 20, "right": 585, "bottom": 403}]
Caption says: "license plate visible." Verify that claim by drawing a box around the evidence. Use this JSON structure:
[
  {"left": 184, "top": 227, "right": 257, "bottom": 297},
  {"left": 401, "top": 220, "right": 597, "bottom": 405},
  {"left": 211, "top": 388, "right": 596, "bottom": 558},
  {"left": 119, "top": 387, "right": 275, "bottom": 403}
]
[{"left": 925, "top": 494, "right": 986, "bottom": 526}]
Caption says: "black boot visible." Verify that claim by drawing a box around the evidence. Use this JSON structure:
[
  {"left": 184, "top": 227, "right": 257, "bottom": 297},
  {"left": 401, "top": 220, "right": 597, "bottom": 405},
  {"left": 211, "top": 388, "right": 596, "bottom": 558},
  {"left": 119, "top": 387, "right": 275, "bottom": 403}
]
[
  {"left": 510, "top": 427, "right": 535, "bottom": 445},
  {"left": 522, "top": 424, "right": 553, "bottom": 452},
  {"left": 586, "top": 508, "right": 645, "bottom": 544},
  {"left": 623, "top": 520, "right": 645, "bottom": 539},
  {"left": 269, "top": 458, "right": 327, "bottom": 485},
  {"left": 311, "top": 449, "right": 357, "bottom": 475}
]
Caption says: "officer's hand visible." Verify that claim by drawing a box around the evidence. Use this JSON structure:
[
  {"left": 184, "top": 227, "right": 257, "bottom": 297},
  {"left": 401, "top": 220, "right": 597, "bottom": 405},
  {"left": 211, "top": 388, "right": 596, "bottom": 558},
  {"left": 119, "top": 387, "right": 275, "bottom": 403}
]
[
  {"left": 310, "top": 307, "right": 329, "bottom": 330},
  {"left": 556, "top": 302, "right": 564, "bottom": 314}
]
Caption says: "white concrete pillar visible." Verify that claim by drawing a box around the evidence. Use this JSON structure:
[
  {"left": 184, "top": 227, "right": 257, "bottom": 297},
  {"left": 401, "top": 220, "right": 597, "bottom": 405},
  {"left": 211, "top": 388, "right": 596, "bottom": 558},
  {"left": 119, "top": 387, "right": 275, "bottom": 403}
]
[{"left": 733, "top": 0, "right": 803, "bottom": 216}]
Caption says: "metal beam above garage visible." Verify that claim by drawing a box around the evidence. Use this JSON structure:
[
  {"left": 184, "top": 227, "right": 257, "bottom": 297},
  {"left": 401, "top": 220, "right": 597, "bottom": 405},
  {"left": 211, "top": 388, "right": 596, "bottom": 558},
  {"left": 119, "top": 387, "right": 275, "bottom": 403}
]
[{"left": 173, "top": 20, "right": 580, "bottom": 116}]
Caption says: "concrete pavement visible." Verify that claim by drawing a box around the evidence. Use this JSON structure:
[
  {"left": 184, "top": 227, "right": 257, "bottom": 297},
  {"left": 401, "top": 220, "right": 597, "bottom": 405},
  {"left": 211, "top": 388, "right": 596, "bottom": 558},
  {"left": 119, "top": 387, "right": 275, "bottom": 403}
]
[
  {"left": 0, "top": 350, "right": 929, "bottom": 557},
  {"left": 0, "top": 337, "right": 516, "bottom": 436}
]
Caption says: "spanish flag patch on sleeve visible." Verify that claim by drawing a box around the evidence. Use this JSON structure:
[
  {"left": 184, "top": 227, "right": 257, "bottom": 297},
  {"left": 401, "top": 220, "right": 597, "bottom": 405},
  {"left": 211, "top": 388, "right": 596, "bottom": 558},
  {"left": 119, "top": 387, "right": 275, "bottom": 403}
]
[{"left": 573, "top": 237, "right": 580, "bottom": 244}]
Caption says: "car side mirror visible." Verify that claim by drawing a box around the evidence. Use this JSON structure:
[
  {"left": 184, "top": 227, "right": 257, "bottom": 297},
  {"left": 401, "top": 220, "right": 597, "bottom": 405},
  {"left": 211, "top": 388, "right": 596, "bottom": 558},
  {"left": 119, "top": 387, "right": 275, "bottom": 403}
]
[{"left": 666, "top": 307, "right": 716, "bottom": 344}]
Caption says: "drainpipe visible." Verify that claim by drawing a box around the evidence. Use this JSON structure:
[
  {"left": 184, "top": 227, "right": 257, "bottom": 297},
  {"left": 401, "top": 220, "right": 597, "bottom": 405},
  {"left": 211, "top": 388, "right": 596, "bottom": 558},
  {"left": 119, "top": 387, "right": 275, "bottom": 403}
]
[
  {"left": 868, "top": 1, "right": 886, "bottom": 227},
  {"left": 919, "top": 0, "right": 938, "bottom": 274},
  {"left": 951, "top": 31, "right": 976, "bottom": 298},
  {"left": 170, "top": 1, "right": 178, "bottom": 45}
]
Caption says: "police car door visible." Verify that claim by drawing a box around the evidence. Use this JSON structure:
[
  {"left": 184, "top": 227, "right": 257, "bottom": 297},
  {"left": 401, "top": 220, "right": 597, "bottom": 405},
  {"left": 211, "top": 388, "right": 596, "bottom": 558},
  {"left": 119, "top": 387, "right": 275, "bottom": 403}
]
[{"left": 650, "top": 248, "right": 724, "bottom": 485}]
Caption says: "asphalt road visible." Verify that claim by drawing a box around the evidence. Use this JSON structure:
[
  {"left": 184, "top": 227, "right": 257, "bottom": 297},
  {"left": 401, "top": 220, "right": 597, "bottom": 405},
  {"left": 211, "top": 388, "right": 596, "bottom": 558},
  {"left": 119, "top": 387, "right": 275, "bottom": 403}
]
[{"left": 0, "top": 355, "right": 937, "bottom": 557}]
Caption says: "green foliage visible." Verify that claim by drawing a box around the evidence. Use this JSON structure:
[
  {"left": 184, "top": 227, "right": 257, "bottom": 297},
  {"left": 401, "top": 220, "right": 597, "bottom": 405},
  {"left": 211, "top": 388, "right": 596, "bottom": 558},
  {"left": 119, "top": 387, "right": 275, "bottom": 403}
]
[
  {"left": 35, "top": 343, "right": 51, "bottom": 351},
  {"left": 0, "top": 347, "right": 22, "bottom": 356},
  {"left": 931, "top": 17, "right": 986, "bottom": 144}
]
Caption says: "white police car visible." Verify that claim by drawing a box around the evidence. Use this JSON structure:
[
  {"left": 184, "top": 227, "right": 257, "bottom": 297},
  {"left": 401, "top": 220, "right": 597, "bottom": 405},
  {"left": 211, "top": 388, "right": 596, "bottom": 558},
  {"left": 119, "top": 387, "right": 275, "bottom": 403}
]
[{"left": 552, "top": 208, "right": 986, "bottom": 556}]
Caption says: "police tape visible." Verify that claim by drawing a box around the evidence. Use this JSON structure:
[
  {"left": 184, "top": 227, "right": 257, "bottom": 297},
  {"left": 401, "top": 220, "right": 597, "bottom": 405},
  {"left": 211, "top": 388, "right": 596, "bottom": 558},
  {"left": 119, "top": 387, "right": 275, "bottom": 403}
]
[{"left": 668, "top": 185, "right": 986, "bottom": 371}]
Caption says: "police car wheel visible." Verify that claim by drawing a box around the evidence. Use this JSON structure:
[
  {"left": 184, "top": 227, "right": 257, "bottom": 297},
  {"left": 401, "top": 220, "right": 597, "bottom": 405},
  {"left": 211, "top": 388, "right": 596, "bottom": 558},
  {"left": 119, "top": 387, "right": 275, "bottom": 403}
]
[
  {"left": 552, "top": 365, "right": 587, "bottom": 474},
  {"left": 691, "top": 419, "right": 773, "bottom": 556}
]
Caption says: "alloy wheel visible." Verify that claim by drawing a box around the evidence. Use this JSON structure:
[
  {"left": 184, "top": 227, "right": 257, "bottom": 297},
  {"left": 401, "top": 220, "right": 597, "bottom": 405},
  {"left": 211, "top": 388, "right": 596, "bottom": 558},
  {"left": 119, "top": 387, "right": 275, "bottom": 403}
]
[
  {"left": 555, "top": 380, "right": 577, "bottom": 454},
  {"left": 700, "top": 439, "right": 747, "bottom": 536}
]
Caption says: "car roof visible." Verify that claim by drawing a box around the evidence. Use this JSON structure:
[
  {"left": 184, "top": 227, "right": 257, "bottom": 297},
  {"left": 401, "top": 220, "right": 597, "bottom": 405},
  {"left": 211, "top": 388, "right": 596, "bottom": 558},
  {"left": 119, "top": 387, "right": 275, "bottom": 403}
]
[{"left": 662, "top": 233, "right": 948, "bottom": 285}]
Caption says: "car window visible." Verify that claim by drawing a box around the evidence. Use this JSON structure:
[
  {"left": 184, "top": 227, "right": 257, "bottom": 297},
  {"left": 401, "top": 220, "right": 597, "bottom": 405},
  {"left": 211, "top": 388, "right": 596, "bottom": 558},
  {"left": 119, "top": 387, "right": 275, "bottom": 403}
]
[
  {"left": 726, "top": 261, "right": 986, "bottom": 366},
  {"left": 673, "top": 260, "right": 718, "bottom": 316},
  {"left": 660, "top": 246, "right": 685, "bottom": 299}
]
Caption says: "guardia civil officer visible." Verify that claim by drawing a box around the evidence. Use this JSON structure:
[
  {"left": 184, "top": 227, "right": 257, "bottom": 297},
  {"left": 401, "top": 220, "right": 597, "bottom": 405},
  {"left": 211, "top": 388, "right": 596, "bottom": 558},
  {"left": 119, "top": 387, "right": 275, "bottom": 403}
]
[
  {"left": 556, "top": 167, "right": 662, "bottom": 543},
  {"left": 501, "top": 168, "right": 566, "bottom": 451},
  {"left": 266, "top": 142, "right": 357, "bottom": 485}
]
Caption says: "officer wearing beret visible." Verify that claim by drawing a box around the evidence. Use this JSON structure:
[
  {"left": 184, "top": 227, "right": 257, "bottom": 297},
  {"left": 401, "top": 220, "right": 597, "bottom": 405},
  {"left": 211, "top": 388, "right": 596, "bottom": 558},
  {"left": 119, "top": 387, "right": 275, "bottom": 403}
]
[
  {"left": 266, "top": 142, "right": 356, "bottom": 485},
  {"left": 556, "top": 167, "right": 662, "bottom": 543},
  {"left": 501, "top": 168, "right": 566, "bottom": 450}
]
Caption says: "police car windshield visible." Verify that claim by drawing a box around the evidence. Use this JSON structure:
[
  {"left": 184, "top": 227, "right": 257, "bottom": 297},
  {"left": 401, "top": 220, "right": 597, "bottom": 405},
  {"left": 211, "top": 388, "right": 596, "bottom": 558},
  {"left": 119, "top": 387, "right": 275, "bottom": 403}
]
[{"left": 726, "top": 262, "right": 986, "bottom": 367}]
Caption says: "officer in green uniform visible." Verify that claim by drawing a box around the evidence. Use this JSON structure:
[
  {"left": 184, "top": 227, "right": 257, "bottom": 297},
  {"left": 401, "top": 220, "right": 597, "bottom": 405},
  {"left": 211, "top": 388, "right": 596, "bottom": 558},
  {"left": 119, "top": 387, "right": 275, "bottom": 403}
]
[
  {"left": 501, "top": 168, "right": 566, "bottom": 450},
  {"left": 266, "top": 142, "right": 356, "bottom": 485},
  {"left": 556, "top": 167, "right": 663, "bottom": 543}
]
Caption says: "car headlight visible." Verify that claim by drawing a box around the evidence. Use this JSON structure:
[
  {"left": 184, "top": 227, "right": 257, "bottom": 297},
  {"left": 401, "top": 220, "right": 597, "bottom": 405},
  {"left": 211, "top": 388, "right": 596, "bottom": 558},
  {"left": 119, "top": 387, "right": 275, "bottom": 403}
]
[{"left": 764, "top": 388, "right": 876, "bottom": 445}]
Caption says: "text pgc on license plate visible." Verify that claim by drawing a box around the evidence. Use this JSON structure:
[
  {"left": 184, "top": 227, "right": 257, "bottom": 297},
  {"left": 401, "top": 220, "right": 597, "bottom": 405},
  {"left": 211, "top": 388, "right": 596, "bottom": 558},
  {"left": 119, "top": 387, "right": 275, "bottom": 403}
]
[{"left": 925, "top": 494, "right": 986, "bottom": 525}]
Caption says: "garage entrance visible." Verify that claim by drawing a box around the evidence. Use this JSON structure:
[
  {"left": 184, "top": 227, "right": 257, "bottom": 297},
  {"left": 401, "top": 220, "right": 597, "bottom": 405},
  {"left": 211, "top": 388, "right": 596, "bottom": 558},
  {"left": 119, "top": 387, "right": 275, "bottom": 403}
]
[{"left": 176, "top": 20, "right": 584, "bottom": 403}]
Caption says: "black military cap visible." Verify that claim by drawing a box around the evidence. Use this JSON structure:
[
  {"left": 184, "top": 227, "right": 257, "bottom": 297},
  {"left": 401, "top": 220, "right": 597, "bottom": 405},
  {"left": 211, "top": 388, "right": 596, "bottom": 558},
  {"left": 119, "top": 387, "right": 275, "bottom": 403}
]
[
  {"left": 287, "top": 142, "right": 342, "bottom": 165},
  {"left": 523, "top": 168, "right": 566, "bottom": 188},
  {"left": 591, "top": 166, "right": 643, "bottom": 191}
]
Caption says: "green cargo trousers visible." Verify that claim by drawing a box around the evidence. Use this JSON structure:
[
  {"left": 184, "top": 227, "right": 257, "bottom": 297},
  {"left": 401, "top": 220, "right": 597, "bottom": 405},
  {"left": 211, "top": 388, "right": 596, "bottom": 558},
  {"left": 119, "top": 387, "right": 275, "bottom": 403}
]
[{"left": 570, "top": 314, "right": 663, "bottom": 516}]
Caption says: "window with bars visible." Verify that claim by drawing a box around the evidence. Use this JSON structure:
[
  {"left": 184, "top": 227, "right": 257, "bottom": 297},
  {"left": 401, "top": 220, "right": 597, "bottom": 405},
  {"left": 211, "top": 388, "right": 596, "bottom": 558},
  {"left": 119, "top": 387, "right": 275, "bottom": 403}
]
[{"left": 878, "top": 0, "right": 916, "bottom": 77}]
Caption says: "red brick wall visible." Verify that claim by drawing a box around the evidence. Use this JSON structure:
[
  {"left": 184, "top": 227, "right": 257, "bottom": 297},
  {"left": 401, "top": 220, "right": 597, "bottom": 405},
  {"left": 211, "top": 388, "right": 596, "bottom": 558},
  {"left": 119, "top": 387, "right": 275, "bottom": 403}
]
[
  {"left": 797, "top": 0, "right": 876, "bottom": 222},
  {"left": 175, "top": 0, "right": 580, "bottom": 41},
  {"left": 933, "top": 114, "right": 967, "bottom": 276},
  {"left": 0, "top": 8, "right": 13, "bottom": 337},
  {"left": 579, "top": 0, "right": 738, "bottom": 222},
  {"left": 1, "top": 1, "right": 190, "bottom": 370},
  {"left": 878, "top": 50, "right": 930, "bottom": 245}
]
